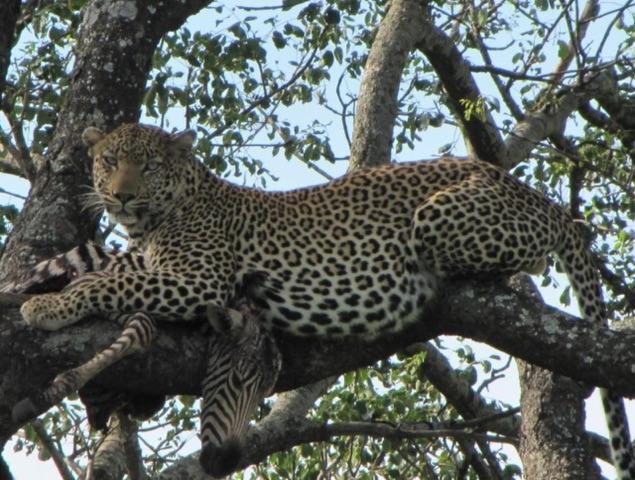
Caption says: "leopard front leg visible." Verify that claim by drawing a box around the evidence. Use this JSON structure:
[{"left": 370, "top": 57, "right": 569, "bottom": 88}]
[{"left": 20, "top": 270, "right": 233, "bottom": 331}]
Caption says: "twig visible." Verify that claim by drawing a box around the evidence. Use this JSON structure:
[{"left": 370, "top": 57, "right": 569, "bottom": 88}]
[
  {"left": 31, "top": 419, "right": 76, "bottom": 480},
  {"left": 209, "top": 35, "right": 323, "bottom": 139},
  {"left": 0, "top": 185, "right": 27, "bottom": 201},
  {"left": 261, "top": 111, "right": 334, "bottom": 180},
  {"left": 467, "top": 0, "right": 523, "bottom": 120}
]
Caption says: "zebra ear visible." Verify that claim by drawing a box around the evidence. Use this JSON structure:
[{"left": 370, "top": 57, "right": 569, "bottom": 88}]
[
  {"left": 169, "top": 129, "right": 196, "bottom": 150},
  {"left": 82, "top": 127, "right": 105, "bottom": 147}
]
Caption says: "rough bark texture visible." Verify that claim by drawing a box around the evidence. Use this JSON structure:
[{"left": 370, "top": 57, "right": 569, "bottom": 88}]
[
  {"left": 347, "top": 0, "right": 427, "bottom": 170},
  {"left": 2, "top": 279, "right": 635, "bottom": 446},
  {"left": 0, "top": 0, "right": 19, "bottom": 103},
  {"left": 1, "top": 0, "right": 632, "bottom": 477},
  {"left": 0, "top": 0, "right": 214, "bottom": 465},
  {"left": 592, "top": 69, "right": 635, "bottom": 156},
  {"left": 512, "top": 276, "right": 600, "bottom": 479},
  {"left": 518, "top": 360, "right": 602, "bottom": 480},
  {"left": 503, "top": 73, "right": 613, "bottom": 170},
  {"left": 411, "top": 4, "right": 631, "bottom": 476},
  {"left": 88, "top": 417, "right": 127, "bottom": 480}
]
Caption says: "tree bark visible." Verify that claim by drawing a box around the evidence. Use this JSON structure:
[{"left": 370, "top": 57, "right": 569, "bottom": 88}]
[
  {"left": 0, "top": 0, "right": 19, "bottom": 102},
  {"left": 415, "top": 5, "right": 507, "bottom": 164},
  {"left": 0, "top": 0, "right": 215, "bottom": 470},
  {"left": 518, "top": 361, "right": 602, "bottom": 480},
  {"left": 1, "top": 0, "right": 630, "bottom": 477},
  {"left": 2, "top": 278, "right": 634, "bottom": 451},
  {"left": 511, "top": 277, "right": 600, "bottom": 479},
  {"left": 347, "top": 0, "right": 427, "bottom": 170}
]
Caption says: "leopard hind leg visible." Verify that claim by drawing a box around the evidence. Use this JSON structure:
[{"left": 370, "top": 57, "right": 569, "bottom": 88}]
[
  {"left": 12, "top": 312, "right": 157, "bottom": 424},
  {"left": 411, "top": 182, "right": 559, "bottom": 279}
]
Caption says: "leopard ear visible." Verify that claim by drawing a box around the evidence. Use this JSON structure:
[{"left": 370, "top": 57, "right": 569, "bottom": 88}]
[
  {"left": 82, "top": 127, "right": 105, "bottom": 147},
  {"left": 169, "top": 129, "right": 196, "bottom": 150}
]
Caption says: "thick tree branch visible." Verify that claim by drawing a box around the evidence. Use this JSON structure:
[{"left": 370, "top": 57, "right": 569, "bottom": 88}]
[
  {"left": 347, "top": 0, "right": 428, "bottom": 170},
  {"left": 2, "top": 277, "right": 635, "bottom": 446},
  {"left": 590, "top": 68, "right": 635, "bottom": 156},
  {"left": 87, "top": 415, "right": 126, "bottom": 480},
  {"left": 518, "top": 360, "right": 602, "bottom": 480},
  {"left": 410, "top": 342, "right": 520, "bottom": 443},
  {"left": 504, "top": 72, "right": 611, "bottom": 169},
  {"left": 413, "top": 336, "right": 614, "bottom": 472},
  {"left": 415, "top": 4, "right": 507, "bottom": 164},
  {"left": 512, "top": 275, "right": 600, "bottom": 480}
]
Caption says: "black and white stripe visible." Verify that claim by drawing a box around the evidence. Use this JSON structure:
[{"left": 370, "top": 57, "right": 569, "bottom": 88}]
[
  {"left": 199, "top": 307, "right": 281, "bottom": 478},
  {"left": 12, "top": 312, "right": 158, "bottom": 424},
  {"left": 2, "top": 241, "right": 146, "bottom": 294}
]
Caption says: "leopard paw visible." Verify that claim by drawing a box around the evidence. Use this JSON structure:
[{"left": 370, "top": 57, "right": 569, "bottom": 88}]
[{"left": 20, "top": 294, "right": 76, "bottom": 331}]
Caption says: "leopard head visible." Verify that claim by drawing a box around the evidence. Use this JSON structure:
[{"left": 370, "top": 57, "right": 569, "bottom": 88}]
[{"left": 82, "top": 123, "right": 197, "bottom": 233}]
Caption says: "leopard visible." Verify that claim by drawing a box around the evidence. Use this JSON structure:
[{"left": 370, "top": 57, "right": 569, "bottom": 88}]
[{"left": 15, "top": 122, "right": 634, "bottom": 478}]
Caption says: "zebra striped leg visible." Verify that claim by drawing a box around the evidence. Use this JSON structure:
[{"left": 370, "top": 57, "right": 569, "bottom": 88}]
[
  {"left": 1, "top": 242, "right": 146, "bottom": 295},
  {"left": 12, "top": 312, "right": 157, "bottom": 424},
  {"left": 199, "top": 306, "right": 281, "bottom": 478}
]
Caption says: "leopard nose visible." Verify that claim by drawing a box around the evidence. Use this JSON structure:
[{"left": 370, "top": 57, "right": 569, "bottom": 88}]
[{"left": 113, "top": 192, "right": 134, "bottom": 204}]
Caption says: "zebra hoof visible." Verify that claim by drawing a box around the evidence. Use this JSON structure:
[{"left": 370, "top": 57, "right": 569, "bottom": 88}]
[
  {"left": 199, "top": 439, "right": 242, "bottom": 478},
  {"left": 12, "top": 397, "right": 38, "bottom": 424}
]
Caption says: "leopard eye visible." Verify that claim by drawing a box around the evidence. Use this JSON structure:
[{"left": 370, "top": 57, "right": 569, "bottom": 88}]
[
  {"left": 102, "top": 153, "right": 117, "bottom": 167},
  {"left": 145, "top": 158, "right": 161, "bottom": 172}
]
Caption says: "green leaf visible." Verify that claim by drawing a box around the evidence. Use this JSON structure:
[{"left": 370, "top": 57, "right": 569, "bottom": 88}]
[{"left": 557, "top": 40, "right": 569, "bottom": 59}]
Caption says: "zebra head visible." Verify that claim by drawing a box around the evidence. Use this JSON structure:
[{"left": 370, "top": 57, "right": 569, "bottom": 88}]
[{"left": 199, "top": 305, "right": 281, "bottom": 478}]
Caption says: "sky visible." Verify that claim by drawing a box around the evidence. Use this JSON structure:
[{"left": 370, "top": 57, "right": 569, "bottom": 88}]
[{"left": 1, "top": 0, "right": 634, "bottom": 478}]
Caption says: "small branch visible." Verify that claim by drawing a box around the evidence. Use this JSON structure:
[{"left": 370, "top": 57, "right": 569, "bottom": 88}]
[
  {"left": 88, "top": 416, "right": 126, "bottom": 480},
  {"left": 405, "top": 342, "right": 520, "bottom": 443},
  {"left": 209, "top": 38, "right": 322, "bottom": 139},
  {"left": 503, "top": 71, "right": 615, "bottom": 169},
  {"left": 0, "top": 185, "right": 27, "bottom": 201},
  {"left": 590, "top": 68, "right": 635, "bottom": 154},
  {"left": 117, "top": 413, "right": 148, "bottom": 480},
  {"left": 550, "top": 0, "right": 588, "bottom": 85},
  {"left": 466, "top": 1, "right": 523, "bottom": 120},
  {"left": 31, "top": 419, "right": 76, "bottom": 480},
  {"left": 456, "top": 437, "right": 500, "bottom": 480},
  {"left": 262, "top": 112, "right": 334, "bottom": 180},
  {"left": 594, "top": 0, "right": 634, "bottom": 61},
  {"left": 577, "top": 101, "right": 621, "bottom": 134},
  {"left": 2, "top": 111, "right": 36, "bottom": 181},
  {"left": 0, "top": 149, "right": 23, "bottom": 177},
  {"left": 320, "top": 420, "right": 516, "bottom": 444}
]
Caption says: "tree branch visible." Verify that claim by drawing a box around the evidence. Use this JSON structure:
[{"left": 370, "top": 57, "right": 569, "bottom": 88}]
[
  {"left": 0, "top": 0, "right": 19, "bottom": 104},
  {"left": 347, "top": 0, "right": 428, "bottom": 170},
  {"left": 31, "top": 419, "right": 76, "bottom": 480},
  {"left": 3, "top": 276, "right": 635, "bottom": 447},
  {"left": 503, "top": 72, "right": 610, "bottom": 169},
  {"left": 415, "top": 3, "right": 507, "bottom": 164}
]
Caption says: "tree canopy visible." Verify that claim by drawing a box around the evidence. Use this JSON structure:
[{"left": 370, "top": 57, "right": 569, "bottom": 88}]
[{"left": 0, "top": 0, "right": 634, "bottom": 479}]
